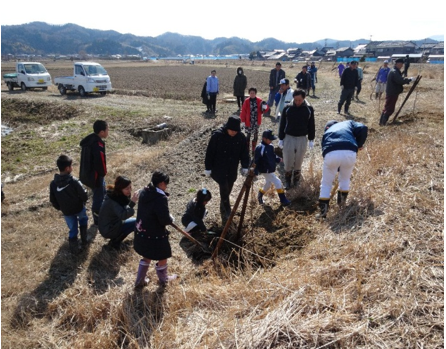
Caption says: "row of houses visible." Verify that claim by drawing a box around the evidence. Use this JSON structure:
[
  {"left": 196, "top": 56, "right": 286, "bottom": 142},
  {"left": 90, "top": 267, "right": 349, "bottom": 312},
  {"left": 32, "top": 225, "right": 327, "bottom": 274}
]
[{"left": 257, "top": 41, "right": 444, "bottom": 62}]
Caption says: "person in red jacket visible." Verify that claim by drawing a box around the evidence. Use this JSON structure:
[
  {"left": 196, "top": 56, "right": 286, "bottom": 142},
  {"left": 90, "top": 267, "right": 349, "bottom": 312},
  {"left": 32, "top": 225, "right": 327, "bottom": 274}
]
[{"left": 240, "top": 87, "right": 269, "bottom": 154}]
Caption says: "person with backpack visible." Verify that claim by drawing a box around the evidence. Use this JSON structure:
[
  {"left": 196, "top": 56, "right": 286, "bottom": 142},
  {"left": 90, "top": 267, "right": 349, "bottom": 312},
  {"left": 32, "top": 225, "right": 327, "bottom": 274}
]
[
  {"left": 79, "top": 120, "right": 108, "bottom": 225},
  {"left": 50, "top": 154, "right": 89, "bottom": 254}
]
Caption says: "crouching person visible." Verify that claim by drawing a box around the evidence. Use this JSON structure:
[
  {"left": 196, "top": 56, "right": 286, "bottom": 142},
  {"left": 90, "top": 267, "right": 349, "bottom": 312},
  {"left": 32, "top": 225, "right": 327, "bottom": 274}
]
[
  {"left": 317, "top": 120, "right": 368, "bottom": 218},
  {"left": 134, "top": 171, "right": 177, "bottom": 287},
  {"left": 98, "top": 176, "right": 139, "bottom": 250},
  {"left": 49, "top": 155, "right": 88, "bottom": 254},
  {"left": 255, "top": 130, "right": 290, "bottom": 206},
  {"left": 182, "top": 188, "right": 212, "bottom": 233}
]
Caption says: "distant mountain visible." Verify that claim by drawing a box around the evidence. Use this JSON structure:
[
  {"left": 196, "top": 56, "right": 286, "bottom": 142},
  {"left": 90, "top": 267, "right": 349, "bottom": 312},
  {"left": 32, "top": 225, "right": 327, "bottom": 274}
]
[{"left": 0, "top": 22, "right": 441, "bottom": 57}]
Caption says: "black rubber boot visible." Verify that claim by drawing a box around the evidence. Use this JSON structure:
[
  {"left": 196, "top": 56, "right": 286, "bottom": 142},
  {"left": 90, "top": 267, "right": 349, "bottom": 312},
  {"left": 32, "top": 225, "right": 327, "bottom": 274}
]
[
  {"left": 68, "top": 236, "right": 82, "bottom": 254},
  {"left": 379, "top": 113, "right": 388, "bottom": 126},
  {"left": 258, "top": 190, "right": 264, "bottom": 205},
  {"left": 293, "top": 170, "right": 301, "bottom": 186},
  {"left": 316, "top": 199, "right": 329, "bottom": 219},
  {"left": 337, "top": 191, "right": 349, "bottom": 207},
  {"left": 284, "top": 171, "right": 292, "bottom": 190}
]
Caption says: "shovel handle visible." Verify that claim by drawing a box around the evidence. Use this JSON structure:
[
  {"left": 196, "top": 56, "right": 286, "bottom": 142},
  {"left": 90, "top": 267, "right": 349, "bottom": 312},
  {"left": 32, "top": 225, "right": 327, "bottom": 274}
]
[{"left": 170, "top": 222, "right": 203, "bottom": 246}]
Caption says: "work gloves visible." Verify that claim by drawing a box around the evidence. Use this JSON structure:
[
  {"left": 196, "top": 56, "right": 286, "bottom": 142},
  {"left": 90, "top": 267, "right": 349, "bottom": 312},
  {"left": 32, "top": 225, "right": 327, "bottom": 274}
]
[
  {"left": 240, "top": 168, "right": 248, "bottom": 176},
  {"left": 278, "top": 140, "right": 284, "bottom": 149},
  {"left": 308, "top": 140, "right": 314, "bottom": 149},
  {"left": 204, "top": 170, "right": 211, "bottom": 177}
]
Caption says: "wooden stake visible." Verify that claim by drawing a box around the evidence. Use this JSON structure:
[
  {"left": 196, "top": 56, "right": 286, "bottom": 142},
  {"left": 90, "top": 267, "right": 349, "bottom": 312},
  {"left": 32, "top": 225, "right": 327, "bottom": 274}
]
[{"left": 390, "top": 75, "right": 422, "bottom": 124}]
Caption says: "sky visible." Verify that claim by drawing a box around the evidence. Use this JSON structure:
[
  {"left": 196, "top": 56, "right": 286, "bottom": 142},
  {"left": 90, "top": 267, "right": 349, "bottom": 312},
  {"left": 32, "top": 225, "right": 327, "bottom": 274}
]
[{"left": 0, "top": 0, "right": 444, "bottom": 43}]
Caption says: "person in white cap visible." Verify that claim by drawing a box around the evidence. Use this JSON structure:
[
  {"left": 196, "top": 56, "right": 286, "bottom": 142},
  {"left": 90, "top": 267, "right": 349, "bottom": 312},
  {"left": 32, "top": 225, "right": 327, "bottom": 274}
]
[{"left": 374, "top": 60, "right": 390, "bottom": 100}]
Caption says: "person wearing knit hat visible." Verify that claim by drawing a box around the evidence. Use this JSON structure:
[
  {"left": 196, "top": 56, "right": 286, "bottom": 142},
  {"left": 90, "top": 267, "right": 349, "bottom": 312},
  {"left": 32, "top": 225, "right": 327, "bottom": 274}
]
[
  {"left": 379, "top": 59, "right": 413, "bottom": 126},
  {"left": 204, "top": 116, "right": 250, "bottom": 223}
]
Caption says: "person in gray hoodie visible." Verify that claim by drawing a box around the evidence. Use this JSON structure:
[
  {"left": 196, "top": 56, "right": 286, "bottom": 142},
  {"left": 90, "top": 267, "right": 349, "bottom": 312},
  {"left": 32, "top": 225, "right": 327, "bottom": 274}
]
[
  {"left": 50, "top": 154, "right": 88, "bottom": 254},
  {"left": 98, "top": 176, "right": 139, "bottom": 250}
]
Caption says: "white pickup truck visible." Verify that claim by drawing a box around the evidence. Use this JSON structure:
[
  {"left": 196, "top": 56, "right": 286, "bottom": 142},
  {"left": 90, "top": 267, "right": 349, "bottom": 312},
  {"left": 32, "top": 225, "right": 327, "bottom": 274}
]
[
  {"left": 54, "top": 62, "right": 112, "bottom": 96},
  {"left": 3, "top": 62, "right": 52, "bottom": 91}
]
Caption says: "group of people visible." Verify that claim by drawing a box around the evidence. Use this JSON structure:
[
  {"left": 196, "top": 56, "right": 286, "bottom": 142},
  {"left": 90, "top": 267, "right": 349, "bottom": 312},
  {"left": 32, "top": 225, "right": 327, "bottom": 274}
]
[
  {"left": 337, "top": 58, "right": 413, "bottom": 126},
  {"left": 48, "top": 59, "right": 377, "bottom": 288},
  {"left": 49, "top": 120, "right": 215, "bottom": 287}
]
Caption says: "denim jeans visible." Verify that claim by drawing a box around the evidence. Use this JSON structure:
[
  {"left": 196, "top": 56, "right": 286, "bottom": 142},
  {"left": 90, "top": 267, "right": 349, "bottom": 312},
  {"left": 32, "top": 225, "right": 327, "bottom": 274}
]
[
  {"left": 64, "top": 206, "right": 88, "bottom": 239},
  {"left": 92, "top": 177, "right": 105, "bottom": 224},
  {"left": 121, "top": 218, "right": 136, "bottom": 237}
]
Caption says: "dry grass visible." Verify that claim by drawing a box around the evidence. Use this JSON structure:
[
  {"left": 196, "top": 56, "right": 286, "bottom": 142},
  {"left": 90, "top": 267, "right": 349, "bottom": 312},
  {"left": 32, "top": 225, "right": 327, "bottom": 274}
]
[{"left": 1, "top": 61, "right": 444, "bottom": 348}]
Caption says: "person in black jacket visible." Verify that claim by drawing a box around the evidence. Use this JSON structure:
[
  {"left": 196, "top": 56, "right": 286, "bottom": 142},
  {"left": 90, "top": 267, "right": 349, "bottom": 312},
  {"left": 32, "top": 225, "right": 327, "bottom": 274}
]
[
  {"left": 278, "top": 89, "right": 315, "bottom": 188},
  {"left": 98, "top": 176, "right": 140, "bottom": 250},
  {"left": 295, "top": 65, "right": 311, "bottom": 95},
  {"left": 317, "top": 120, "right": 368, "bottom": 218},
  {"left": 233, "top": 67, "right": 247, "bottom": 112},
  {"left": 403, "top": 55, "right": 410, "bottom": 77},
  {"left": 337, "top": 60, "right": 359, "bottom": 115},
  {"left": 134, "top": 171, "right": 177, "bottom": 287},
  {"left": 254, "top": 130, "right": 290, "bottom": 206},
  {"left": 201, "top": 80, "right": 211, "bottom": 114},
  {"left": 266, "top": 62, "right": 286, "bottom": 116},
  {"left": 204, "top": 116, "right": 250, "bottom": 222},
  {"left": 79, "top": 120, "right": 109, "bottom": 225},
  {"left": 379, "top": 58, "right": 413, "bottom": 126},
  {"left": 182, "top": 188, "right": 212, "bottom": 233},
  {"left": 50, "top": 155, "right": 89, "bottom": 254}
]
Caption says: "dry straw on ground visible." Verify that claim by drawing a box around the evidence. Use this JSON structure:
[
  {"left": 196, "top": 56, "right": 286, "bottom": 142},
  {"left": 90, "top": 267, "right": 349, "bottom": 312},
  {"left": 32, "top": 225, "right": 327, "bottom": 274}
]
[{"left": 1, "top": 60, "right": 443, "bottom": 348}]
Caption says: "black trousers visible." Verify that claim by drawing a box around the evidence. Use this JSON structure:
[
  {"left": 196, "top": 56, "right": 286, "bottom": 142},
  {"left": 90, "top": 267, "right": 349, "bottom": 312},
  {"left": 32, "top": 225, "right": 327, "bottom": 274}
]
[
  {"left": 209, "top": 93, "right": 217, "bottom": 111},
  {"left": 218, "top": 180, "right": 234, "bottom": 218}
]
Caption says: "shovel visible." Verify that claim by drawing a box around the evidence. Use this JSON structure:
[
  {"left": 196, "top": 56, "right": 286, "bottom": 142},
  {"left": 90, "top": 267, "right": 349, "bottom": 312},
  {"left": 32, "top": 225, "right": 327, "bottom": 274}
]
[{"left": 170, "top": 222, "right": 213, "bottom": 253}]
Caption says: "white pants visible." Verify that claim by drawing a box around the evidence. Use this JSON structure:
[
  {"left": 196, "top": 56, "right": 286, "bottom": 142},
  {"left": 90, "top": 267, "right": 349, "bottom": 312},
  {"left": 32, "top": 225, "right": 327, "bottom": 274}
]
[
  {"left": 261, "top": 172, "right": 283, "bottom": 191},
  {"left": 375, "top": 82, "right": 386, "bottom": 93},
  {"left": 319, "top": 150, "right": 357, "bottom": 199},
  {"left": 283, "top": 135, "right": 308, "bottom": 172}
]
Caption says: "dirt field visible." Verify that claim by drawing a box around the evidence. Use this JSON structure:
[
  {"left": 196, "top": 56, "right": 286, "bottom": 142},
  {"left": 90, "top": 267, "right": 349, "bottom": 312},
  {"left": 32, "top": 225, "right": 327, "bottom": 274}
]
[{"left": 1, "top": 60, "right": 444, "bottom": 348}]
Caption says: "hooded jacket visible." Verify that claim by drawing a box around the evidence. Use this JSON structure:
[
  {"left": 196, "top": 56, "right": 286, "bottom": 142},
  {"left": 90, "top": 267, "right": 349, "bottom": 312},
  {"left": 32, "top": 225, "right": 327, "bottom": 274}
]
[
  {"left": 98, "top": 190, "right": 135, "bottom": 239},
  {"left": 233, "top": 67, "right": 247, "bottom": 97},
  {"left": 79, "top": 133, "right": 107, "bottom": 189},
  {"left": 205, "top": 125, "right": 250, "bottom": 185},
  {"left": 254, "top": 141, "right": 281, "bottom": 175},
  {"left": 49, "top": 173, "right": 88, "bottom": 216}
]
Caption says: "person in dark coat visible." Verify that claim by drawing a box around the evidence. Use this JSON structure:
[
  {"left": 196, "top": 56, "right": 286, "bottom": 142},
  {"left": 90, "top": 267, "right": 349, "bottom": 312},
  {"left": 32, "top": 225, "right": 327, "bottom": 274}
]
[
  {"left": 134, "top": 171, "right": 177, "bottom": 287},
  {"left": 50, "top": 154, "right": 89, "bottom": 254},
  {"left": 233, "top": 67, "right": 247, "bottom": 112},
  {"left": 317, "top": 120, "right": 368, "bottom": 218},
  {"left": 379, "top": 58, "right": 413, "bottom": 126},
  {"left": 204, "top": 116, "right": 250, "bottom": 222},
  {"left": 266, "top": 62, "right": 286, "bottom": 116},
  {"left": 337, "top": 61, "right": 359, "bottom": 115},
  {"left": 295, "top": 65, "right": 311, "bottom": 95},
  {"left": 98, "top": 176, "right": 139, "bottom": 250},
  {"left": 79, "top": 120, "right": 109, "bottom": 225},
  {"left": 201, "top": 80, "right": 211, "bottom": 113},
  {"left": 403, "top": 55, "right": 410, "bottom": 77},
  {"left": 182, "top": 188, "right": 212, "bottom": 233}
]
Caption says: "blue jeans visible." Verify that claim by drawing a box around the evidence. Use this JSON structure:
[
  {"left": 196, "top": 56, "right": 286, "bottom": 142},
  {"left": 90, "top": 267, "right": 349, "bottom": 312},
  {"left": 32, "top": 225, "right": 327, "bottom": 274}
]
[
  {"left": 122, "top": 218, "right": 136, "bottom": 237},
  {"left": 92, "top": 177, "right": 105, "bottom": 224},
  {"left": 64, "top": 206, "right": 88, "bottom": 239}
]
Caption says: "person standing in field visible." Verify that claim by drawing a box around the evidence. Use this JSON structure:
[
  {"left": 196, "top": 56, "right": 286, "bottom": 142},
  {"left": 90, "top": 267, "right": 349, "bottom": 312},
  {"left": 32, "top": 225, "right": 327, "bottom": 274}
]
[
  {"left": 337, "top": 60, "right": 358, "bottom": 115},
  {"left": 233, "top": 67, "right": 247, "bottom": 113},
  {"left": 134, "top": 171, "right": 177, "bottom": 287},
  {"left": 338, "top": 62, "right": 345, "bottom": 78},
  {"left": 355, "top": 63, "right": 363, "bottom": 100},
  {"left": 266, "top": 62, "right": 286, "bottom": 117},
  {"left": 240, "top": 87, "right": 269, "bottom": 154},
  {"left": 278, "top": 89, "right": 315, "bottom": 189},
  {"left": 317, "top": 120, "right": 368, "bottom": 219},
  {"left": 308, "top": 61, "right": 318, "bottom": 97},
  {"left": 255, "top": 130, "right": 291, "bottom": 206},
  {"left": 403, "top": 54, "right": 410, "bottom": 77},
  {"left": 204, "top": 116, "right": 250, "bottom": 223},
  {"left": 295, "top": 65, "right": 311, "bottom": 96},
  {"left": 201, "top": 79, "right": 211, "bottom": 113},
  {"left": 379, "top": 58, "right": 413, "bottom": 126},
  {"left": 206, "top": 70, "right": 219, "bottom": 114},
  {"left": 374, "top": 60, "right": 390, "bottom": 100},
  {"left": 79, "top": 120, "right": 108, "bottom": 225},
  {"left": 274, "top": 78, "right": 294, "bottom": 127},
  {"left": 50, "top": 154, "right": 89, "bottom": 254}
]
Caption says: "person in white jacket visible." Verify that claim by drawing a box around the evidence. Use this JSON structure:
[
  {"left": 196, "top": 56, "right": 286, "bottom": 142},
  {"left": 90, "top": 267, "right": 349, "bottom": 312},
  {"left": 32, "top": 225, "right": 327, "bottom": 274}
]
[{"left": 275, "top": 78, "right": 294, "bottom": 126}]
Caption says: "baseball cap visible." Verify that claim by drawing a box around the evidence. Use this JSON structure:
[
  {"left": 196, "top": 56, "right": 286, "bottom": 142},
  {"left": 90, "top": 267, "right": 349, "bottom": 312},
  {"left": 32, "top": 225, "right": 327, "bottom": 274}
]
[
  {"left": 395, "top": 58, "right": 404, "bottom": 64},
  {"left": 325, "top": 120, "right": 338, "bottom": 131},
  {"left": 262, "top": 129, "right": 277, "bottom": 140},
  {"left": 383, "top": 60, "right": 389, "bottom": 63},
  {"left": 279, "top": 78, "right": 289, "bottom": 85}
]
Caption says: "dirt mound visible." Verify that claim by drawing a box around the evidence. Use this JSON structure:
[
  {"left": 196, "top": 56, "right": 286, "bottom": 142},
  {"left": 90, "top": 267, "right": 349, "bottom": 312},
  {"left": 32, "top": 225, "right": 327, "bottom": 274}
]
[{"left": 1, "top": 98, "right": 84, "bottom": 126}]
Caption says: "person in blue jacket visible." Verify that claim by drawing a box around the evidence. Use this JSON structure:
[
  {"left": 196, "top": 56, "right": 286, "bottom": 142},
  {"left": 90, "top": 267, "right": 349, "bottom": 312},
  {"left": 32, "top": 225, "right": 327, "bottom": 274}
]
[
  {"left": 254, "top": 130, "right": 290, "bottom": 206},
  {"left": 317, "top": 120, "right": 368, "bottom": 218}
]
